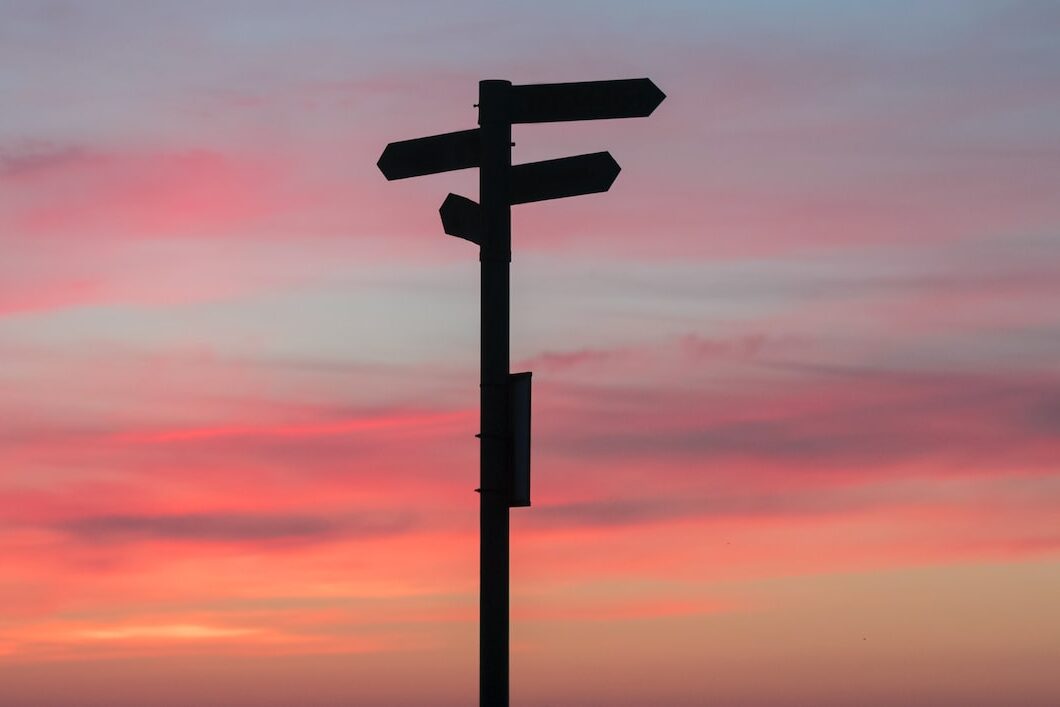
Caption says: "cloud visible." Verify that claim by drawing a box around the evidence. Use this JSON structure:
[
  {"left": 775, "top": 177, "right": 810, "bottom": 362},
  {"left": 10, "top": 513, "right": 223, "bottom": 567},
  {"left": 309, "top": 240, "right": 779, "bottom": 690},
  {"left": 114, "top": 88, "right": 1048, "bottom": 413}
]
[
  {"left": 0, "top": 144, "right": 292, "bottom": 240},
  {"left": 679, "top": 333, "right": 771, "bottom": 361},
  {"left": 0, "top": 143, "right": 101, "bottom": 179},
  {"left": 540, "top": 363, "right": 1060, "bottom": 472},
  {"left": 0, "top": 278, "right": 106, "bottom": 316},
  {"left": 530, "top": 484, "right": 905, "bottom": 530},
  {"left": 57, "top": 511, "right": 415, "bottom": 544},
  {"left": 515, "top": 333, "right": 790, "bottom": 375},
  {"left": 518, "top": 347, "right": 630, "bottom": 372},
  {"left": 108, "top": 408, "right": 474, "bottom": 445}
]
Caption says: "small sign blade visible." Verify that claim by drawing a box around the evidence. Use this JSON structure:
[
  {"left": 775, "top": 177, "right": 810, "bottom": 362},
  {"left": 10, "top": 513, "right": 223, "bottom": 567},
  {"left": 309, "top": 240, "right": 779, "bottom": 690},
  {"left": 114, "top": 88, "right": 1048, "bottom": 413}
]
[
  {"left": 439, "top": 193, "right": 483, "bottom": 244},
  {"left": 377, "top": 128, "right": 480, "bottom": 180},
  {"left": 510, "top": 152, "right": 621, "bottom": 205},
  {"left": 509, "top": 78, "right": 665, "bottom": 124},
  {"left": 509, "top": 371, "right": 531, "bottom": 508}
]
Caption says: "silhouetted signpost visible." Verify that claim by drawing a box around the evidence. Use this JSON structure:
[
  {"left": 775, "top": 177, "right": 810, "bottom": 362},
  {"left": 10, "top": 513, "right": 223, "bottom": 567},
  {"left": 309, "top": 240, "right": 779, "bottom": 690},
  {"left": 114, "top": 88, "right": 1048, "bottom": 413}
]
[{"left": 378, "top": 78, "right": 664, "bottom": 707}]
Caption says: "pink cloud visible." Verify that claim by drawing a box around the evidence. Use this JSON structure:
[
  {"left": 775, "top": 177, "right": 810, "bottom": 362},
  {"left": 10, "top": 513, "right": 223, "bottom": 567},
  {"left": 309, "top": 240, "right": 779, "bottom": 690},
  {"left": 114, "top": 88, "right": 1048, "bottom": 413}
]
[
  {"left": 3, "top": 147, "right": 289, "bottom": 239},
  {"left": 0, "top": 278, "right": 106, "bottom": 315},
  {"left": 517, "top": 346, "right": 633, "bottom": 372},
  {"left": 0, "top": 144, "right": 102, "bottom": 178}
]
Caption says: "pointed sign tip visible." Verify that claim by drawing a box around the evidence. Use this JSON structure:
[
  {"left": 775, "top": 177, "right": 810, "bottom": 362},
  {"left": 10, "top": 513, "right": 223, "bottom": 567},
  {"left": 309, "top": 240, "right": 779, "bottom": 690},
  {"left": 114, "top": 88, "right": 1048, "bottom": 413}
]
[
  {"left": 642, "top": 79, "right": 666, "bottom": 115},
  {"left": 377, "top": 144, "right": 406, "bottom": 180},
  {"left": 378, "top": 129, "right": 481, "bottom": 180},
  {"left": 376, "top": 150, "right": 396, "bottom": 180},
  {"left": 604, "top": 153, "right": 621, "bottom": 189}
]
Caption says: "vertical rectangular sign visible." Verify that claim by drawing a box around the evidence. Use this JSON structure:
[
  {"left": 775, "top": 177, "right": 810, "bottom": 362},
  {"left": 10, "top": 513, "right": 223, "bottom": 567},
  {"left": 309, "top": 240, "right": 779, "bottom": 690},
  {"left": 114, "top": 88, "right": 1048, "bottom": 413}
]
[{"left": 509, "top": 372, "right": 531, "bottom": 507}]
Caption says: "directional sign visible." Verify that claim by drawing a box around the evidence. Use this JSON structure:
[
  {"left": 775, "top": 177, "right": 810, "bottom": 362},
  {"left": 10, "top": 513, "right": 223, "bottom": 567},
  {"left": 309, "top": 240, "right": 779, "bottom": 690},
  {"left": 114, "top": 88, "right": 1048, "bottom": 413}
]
[
  {"left": 377, "top": 128, "right": 480, "bottom": 180},
  {"left": 510, "top": 152, "right": 620, "bottom": 205},
  {"left": 509, "top": 78, "right": 665, "bottom": 124},
  {"left": 377, "top": 77, "right": 662, "bottom": 707},
  {"left": 439, "top": 193, "right": 483, "bottom": 244}
]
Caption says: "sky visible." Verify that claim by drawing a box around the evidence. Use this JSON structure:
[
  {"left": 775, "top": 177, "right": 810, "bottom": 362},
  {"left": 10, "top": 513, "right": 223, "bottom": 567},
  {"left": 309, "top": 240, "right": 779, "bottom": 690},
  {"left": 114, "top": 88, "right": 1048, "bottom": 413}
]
[{"left": 1, "top": 1, "right": 1059, "bottom": 705}]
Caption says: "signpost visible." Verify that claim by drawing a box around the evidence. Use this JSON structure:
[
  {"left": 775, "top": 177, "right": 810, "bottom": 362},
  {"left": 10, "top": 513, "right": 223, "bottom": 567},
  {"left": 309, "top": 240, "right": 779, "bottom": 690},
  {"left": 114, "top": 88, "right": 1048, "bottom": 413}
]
[{"left": 378, "top": 77, "right": 664, "bottom": 707}]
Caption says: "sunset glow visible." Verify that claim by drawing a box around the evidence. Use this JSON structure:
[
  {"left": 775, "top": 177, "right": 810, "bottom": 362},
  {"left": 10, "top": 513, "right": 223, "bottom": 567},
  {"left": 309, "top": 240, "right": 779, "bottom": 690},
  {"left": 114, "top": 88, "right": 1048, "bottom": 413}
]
[{"left": 2, "top": 2, "right": 1059, "bottom": 706}]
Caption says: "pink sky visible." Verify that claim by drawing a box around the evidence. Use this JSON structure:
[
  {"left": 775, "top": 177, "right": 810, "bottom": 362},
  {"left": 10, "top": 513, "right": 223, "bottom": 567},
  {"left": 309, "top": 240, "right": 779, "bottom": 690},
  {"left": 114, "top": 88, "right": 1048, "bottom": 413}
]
[{"left": 1, "top": 2, "right": 1059, "bottom": 705}]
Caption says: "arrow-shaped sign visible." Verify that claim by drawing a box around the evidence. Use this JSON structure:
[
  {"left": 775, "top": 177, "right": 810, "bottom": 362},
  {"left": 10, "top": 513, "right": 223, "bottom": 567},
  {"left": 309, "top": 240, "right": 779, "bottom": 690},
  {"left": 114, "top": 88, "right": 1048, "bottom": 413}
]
[
  {"left": 440, "top": 193, "right": 483, "bottom": 244},
  {"left": 377, "top": 128, "right": 480, "bottom": 180},
  {"left": 440, "top": 151, "right": 619, "bottom": 242},
  {"left": 510, "top": 152, "right": 621, "bottom": 205},
  {"left": 509, "top": 78, "right": 665, "bottom": 124},
  {"left": 439, "top": 153, "right": 620, "bottom": 243}
]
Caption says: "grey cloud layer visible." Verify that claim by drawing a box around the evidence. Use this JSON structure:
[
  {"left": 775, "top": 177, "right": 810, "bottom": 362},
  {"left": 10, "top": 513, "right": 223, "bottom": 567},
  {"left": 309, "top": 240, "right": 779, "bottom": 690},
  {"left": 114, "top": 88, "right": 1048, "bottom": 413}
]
[{"left": 59, "top": 511, "right": 416, "bottom": 543}]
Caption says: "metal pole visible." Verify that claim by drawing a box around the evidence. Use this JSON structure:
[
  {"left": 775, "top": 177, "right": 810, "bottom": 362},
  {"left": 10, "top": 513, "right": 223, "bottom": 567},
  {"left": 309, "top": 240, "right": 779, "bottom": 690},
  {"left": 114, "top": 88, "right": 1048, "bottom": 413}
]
[{"left": 478, "top": 79, "right": 512, "bottom": 707}]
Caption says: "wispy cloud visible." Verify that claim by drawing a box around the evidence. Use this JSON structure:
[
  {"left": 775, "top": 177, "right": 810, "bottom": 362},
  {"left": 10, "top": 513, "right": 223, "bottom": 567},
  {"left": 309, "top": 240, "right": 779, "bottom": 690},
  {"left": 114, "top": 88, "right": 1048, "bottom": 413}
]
[
  {"left": 518, "top": 346, "right": 632, "bottom": 372},
  {"left": 543, "top": 363, "right": 1060, "bottom": 470},
  {"left": 57, "top": 511, "right": 416, "bottom": 544},
  {"left": 0, "top": 143, "right": 100, "bottom": 179},
  {"left": 1, "top": 146, "right": 289, "bottom": 239}
]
